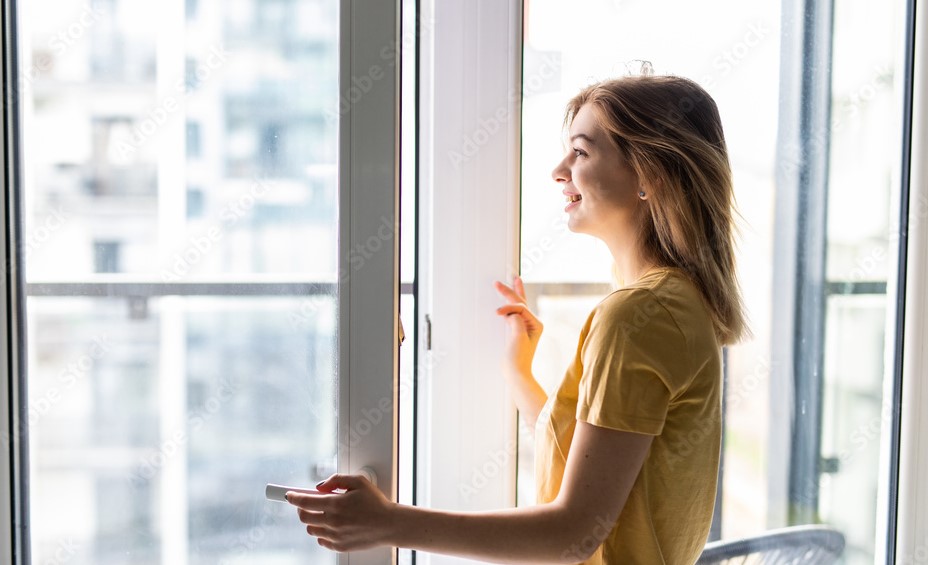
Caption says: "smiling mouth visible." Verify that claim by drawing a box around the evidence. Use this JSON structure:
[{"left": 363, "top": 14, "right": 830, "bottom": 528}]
[{"left": 566, "top": 194, "right": 581, "bottom": 203}]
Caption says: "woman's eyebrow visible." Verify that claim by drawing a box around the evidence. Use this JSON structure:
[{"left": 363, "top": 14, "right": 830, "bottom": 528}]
[{"left": 569, "top": 133, "right": 596, "bottom": 144}]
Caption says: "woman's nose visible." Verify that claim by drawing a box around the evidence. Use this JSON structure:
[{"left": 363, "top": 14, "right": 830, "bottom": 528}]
[{"left": 551, "top": 157, "right": 569, "bottom": 183}]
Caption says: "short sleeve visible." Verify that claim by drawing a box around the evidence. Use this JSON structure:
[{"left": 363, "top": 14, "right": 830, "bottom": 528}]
[{"left": 576, "top": 290, "right": 686, "bottom": 435}]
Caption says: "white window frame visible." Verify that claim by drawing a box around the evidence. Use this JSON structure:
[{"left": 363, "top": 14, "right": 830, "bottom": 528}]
[
  {"left": 896, "top": 0, "right": 928, "bottom": 561},
  {"left": 337, "top": 1, "right": 402, "bottom": 564},
  {"left": 415, "top": 0, "right": 522, "bottom": 563},
  {"left": 2, "top": 1, "right": 29, "bottom": 560}
]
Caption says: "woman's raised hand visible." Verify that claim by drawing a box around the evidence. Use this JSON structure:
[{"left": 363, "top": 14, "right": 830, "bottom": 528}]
[{"left": 494, "top": 275, "right": 543, "bottom": 376}]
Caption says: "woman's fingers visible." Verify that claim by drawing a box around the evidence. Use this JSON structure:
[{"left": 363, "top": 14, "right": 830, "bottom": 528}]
[
  {"left": 496, "top": 303, "right": 543, "bottom": 335},
  {"left": 496, "top": 303, "right": 530, "bottom": 317},
  {"left": 494, "top": 280, "right": 523, "bottom": 304},
  {"left": 297, "top": 508, "right": 328, "bottom": 526},
  {"left": 315, "top": 473, "right": 367, "bottom": 493},
  {"left": 497, "top": 306, "right": 528, "bottom": 331},
  {"left": 287, "top": 491, "right": 331, "bottom": 512},
  {"left": 513, "top": 275, "right": 526, "bottom": 299},
  {"left": 496, "top": 302, "right": 539, "bottom": 319},
  {"left": 306, "top": 524, "right": 334, "bottom": 539},
  {"left": 494, "top": 278, "right": 529, "bottom": 305}
]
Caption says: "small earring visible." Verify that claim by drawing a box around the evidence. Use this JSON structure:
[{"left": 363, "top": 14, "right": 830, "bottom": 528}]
[{"left": 638, "top": 190, "right": 646, "bottom": 198}]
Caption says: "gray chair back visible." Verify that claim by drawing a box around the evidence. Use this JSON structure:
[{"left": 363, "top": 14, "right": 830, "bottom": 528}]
[{"left": 697, "top": 525, "right": 845, "bottom": 564}]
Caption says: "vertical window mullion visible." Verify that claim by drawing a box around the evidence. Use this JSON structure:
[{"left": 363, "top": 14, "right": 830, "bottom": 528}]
[
  {"left": 771, "top": 0, "right": 835, "bottom": 527},
  {"left": 337, "top": 1, "right": 402, "bottom": 563},
  {"left": 2, "top": 0, "right": 30, "bottom": 561},
  {"left": 155, "top": 2, "right": 188, "bottom": 561},
  {"left": 790, "top": 0, "right": 835, "bottom": 525},
  {"left": 895, "top": 0, "right": 928, "bottom": 561}
]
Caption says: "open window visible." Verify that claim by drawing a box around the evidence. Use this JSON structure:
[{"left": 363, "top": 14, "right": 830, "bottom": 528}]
[{"left": 5, "top": 0, "right": 928, "bottom": 564}]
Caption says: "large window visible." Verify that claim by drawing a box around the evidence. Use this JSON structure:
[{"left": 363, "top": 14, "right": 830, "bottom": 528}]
[
  {"left": 6, "top": 0, "right": 926, "bottom": 564},
  {"left": 518, "top": 1, "right": 907, "bottom": 563}
]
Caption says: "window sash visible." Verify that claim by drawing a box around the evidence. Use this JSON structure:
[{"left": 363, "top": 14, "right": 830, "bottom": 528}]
[
  {"left": 414, "top": 5, "right": 522, "bottom": 565},
  {"left": 0, "top": 1, "right": 403, "bottom": 564},
  {"left": 337, "top": 2, "right": 402, "bottom": 564},
  {"left": 895, "top": 0, "right": 928, "bottom": 561}
]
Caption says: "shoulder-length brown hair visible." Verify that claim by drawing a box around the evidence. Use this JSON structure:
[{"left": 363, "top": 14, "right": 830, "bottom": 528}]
[{"left": 566, "top": 76, "right": 748, "bottom": 345}]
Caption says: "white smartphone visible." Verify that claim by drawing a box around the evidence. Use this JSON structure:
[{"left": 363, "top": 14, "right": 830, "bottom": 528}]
[{"left": 265, "top": 483, "right": 319, "bottom": 503}]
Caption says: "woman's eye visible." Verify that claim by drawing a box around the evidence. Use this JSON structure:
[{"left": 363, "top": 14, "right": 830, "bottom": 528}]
[{"left": 573, "top": 148, "right": 586, "bottom": 157}]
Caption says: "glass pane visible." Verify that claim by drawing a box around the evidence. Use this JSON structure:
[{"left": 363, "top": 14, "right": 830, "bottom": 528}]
[
  {"left": 519, "top": 1, "right": 905, "bottom": 563},
  {"left": 21, "top": 0, "right": 340, "bottom": 562}
]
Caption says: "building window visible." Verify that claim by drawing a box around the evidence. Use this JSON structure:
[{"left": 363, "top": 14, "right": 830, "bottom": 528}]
[
  {"left": 93, "top": 241, "right": 121, "bottom": 273},
  {"left": 186, "top": 122, "right": 202, "bottom": 159},
  {"left": 186, "top": 187, "right": 205, "bottom": 218}
]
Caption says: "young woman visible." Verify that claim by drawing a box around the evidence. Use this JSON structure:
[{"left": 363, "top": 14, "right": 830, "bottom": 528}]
[{"left": 286, "top": 75, "right": 747, "bottom": 564}]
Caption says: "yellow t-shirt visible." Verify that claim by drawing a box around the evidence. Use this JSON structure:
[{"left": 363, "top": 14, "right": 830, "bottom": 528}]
[{"left": 534, "top": 267, "right": 722, "bottom": 564}]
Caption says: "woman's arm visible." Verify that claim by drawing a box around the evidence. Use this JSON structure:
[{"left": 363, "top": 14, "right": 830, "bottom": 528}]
[
  {"left": 287, "top": 420, "right": 653, "bottom": 563},
  {"left": 501, "top": 367, "right": 548, "bottom": 431},
  {"left": 495, "top": 276, "right": 548, "bottom": 429}
]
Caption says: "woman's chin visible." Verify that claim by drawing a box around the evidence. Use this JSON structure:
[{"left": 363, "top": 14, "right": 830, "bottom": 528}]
[{"left": 565, "top": 214, "right": 585, "bottom": 234}]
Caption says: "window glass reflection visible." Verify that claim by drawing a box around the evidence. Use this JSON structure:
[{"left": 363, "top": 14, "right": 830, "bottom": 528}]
[{"left": 23, "top": 0, "right": 340, "bottom": 562}]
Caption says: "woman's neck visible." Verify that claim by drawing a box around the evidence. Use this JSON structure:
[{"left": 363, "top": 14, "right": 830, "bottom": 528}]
[{"left": 606, "top": 239, "right": 659, "bottom": 286}]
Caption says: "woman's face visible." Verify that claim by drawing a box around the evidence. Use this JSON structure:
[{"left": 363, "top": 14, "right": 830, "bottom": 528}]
[{"left": 551, "top": 104, "right": 643, "bottom": 238}]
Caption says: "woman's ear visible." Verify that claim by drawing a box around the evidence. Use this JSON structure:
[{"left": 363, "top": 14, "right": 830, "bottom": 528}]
[{"left": 638, "top": 176, "right": 663, "bottom": 200}]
